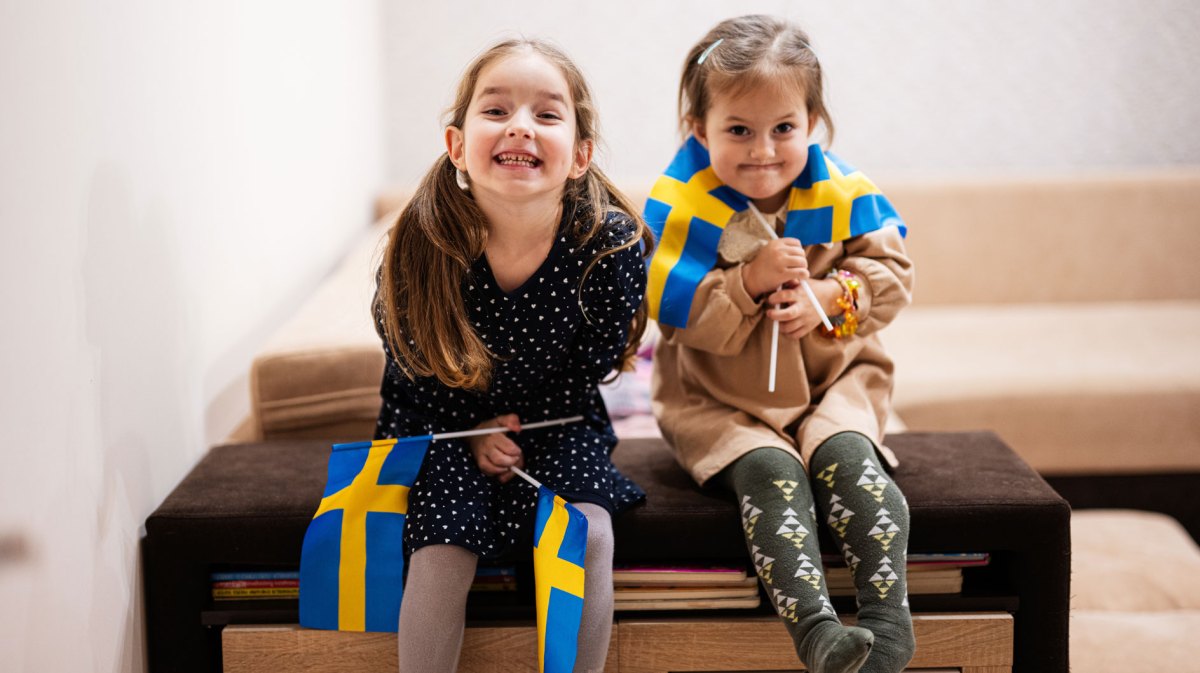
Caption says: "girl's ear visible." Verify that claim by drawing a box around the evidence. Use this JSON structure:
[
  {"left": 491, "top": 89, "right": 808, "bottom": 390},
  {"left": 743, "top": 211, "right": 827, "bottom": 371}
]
[
  {"left": 689, "top": 117, "right": 709, "bottom": 148},
  {"left": 570, "top": 139, "right": 594, "bottom": 180},
  {"left": 808, "top": 110, "right": 820, "bottom": 140},
  {"left": 445, "top": 126, "right": 466, "bottom": 169}
]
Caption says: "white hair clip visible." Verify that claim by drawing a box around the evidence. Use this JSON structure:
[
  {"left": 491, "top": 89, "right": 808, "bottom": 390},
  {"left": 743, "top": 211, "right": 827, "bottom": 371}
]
[{"left": 696, "top": 38, "right": 724, "bottom": 65}]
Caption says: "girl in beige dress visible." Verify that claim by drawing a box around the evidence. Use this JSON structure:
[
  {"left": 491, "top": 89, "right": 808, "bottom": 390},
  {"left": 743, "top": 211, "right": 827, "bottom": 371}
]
[{"left": 649, "top": 15, "right": 915, "bottom": 673}]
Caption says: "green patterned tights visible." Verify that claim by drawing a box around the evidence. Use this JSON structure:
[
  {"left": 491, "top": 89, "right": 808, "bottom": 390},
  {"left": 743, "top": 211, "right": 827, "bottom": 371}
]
[{"left": 720, "top": 432, "right": 915, "bottom": 673}]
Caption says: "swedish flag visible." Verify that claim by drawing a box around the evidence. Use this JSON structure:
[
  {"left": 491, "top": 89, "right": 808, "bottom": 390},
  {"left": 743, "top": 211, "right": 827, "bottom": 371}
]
[
  {"left": 299, "top": 435, "right": 430, "bottom": 632},
  {"left": 644, "top": 137, "right": 906, "bottom": 327},
  {"left": 533, "top": 486, "right": 589, "bottom": 673}
]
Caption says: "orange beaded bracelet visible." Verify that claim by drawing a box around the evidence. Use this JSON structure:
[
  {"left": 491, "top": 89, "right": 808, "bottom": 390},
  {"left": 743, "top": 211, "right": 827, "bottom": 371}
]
[{"left": 819, "top": 269, "right": 860, "bottom": 339}]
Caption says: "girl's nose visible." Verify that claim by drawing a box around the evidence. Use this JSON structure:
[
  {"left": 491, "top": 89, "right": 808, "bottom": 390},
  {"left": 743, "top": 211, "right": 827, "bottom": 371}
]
[
  {"left": 506, "top": 111, "right": 534, "bottom": 139},
  {"left": 749, "top": 138, "right": 774, "bottom": 160}
]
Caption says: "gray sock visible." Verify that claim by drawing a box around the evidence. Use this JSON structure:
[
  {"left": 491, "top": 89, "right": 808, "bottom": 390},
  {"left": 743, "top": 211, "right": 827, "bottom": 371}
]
[
  {"left": 811, "top": 432, "right": 916, "bottom": 673},
  {"left": 397, "top": 544, "right": 478, "bottom": 673},
  {"left": 723, "top": 447, "right": 873, "bottom": 673},
  {"left": 571, "top": 502, "right": 615, "bottom": 673}
]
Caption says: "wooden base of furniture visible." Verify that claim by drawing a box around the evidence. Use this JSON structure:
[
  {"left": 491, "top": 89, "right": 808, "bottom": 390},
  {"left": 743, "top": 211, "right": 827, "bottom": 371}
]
[
  {"left": 223, "top": 622, "right": 620, "bottom": 673},
  {"left": 223, "top": 613, "right": 1011, "bottom": 673}
]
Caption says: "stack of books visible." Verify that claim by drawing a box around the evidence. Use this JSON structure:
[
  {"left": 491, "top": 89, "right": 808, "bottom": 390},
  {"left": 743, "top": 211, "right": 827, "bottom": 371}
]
[
  {"left": 212, "top": 565, "right": 521, "bottom": 601},
  {"left": 208, "top": 553, "right": 986, "bottom": 607},
  {"left": 819, "top": 552, "right": 988, "bottom": 597},
  {"left": 612, "top": 565, "right": 760, "bottom": 611},
  {"left": 210, "top": 570, "right": 299, "bottom": 601},
  {"left": 611, "top": 553, "right": 988, "bottom": 610}
]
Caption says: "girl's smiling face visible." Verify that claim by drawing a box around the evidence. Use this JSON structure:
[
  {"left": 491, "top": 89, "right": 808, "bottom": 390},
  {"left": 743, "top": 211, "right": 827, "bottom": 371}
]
[
  {"left": 693, "top": 82, "right": 816, "bottom": 213},
  {"left": 446, "top": 51, "right": 591, "bottom": 207}
]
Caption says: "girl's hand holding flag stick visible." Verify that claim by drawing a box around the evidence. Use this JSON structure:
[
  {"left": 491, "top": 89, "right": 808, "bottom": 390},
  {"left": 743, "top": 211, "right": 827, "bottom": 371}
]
[
  {"left": 744, "top": 203, "right": 833, "bottom": 392},
  {"left": 439, "top": 414, "right": 584, "bottom": 491},
  {"left": 460, "top": 415, "right": 585, "bottom": 484}
]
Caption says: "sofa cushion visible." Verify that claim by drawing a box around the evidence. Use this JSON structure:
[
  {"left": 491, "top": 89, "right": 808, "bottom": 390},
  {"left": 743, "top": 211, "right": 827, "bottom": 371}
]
[
  {"left": 250, "top": 221, "right": 387, "bottom": 440},
  {"left": 1070, "top": 611, "right": 1200, "bottom": 673},
  {"left": 1071, "top": 509, "right": 1200, "bottom": 612},
  {"left": 883, "top": 302, "right": 1200, "bottom": 474},
  {"left": 885, "top": 172, "right": 1200, "bottom": 305}
]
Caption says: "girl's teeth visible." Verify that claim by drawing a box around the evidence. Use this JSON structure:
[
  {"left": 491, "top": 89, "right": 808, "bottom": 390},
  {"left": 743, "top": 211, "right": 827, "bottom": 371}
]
[{"left": 498, "top": 154, "right": 536, "bottom": 166}]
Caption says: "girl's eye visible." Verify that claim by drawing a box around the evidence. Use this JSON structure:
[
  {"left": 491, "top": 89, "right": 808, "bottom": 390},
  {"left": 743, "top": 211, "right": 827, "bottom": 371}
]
[
  {"left": 728, "top": 125, "right": 750, "bottom": 137},
  {"left": 774, "top": 123, "right": 795, "bottom": 134},
  {"left": 538, "top": 112, "right": 562, "bottom": 121},
  {"left": 482, "top": 108, "right": 506, "bottom": 116}
]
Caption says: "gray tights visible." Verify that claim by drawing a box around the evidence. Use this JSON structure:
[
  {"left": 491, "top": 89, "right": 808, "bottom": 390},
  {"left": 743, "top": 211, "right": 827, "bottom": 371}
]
[{"left": 397, "top": 502, "right": 615, "bottom": 673}]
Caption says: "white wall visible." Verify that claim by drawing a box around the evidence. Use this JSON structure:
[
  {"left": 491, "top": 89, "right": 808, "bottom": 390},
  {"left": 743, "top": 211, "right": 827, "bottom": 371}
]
[
  {"left": 0, "top": 2, "right": 384, "bottom": 671},
  {"left": 382, "top": 0, "right": 1200, "bottom": 186}
]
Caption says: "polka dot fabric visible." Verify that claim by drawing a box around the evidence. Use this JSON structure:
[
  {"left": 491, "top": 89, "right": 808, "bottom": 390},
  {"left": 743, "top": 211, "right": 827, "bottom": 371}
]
[{"left": 375, "top": 207, "right": 647, "bottom": 559}]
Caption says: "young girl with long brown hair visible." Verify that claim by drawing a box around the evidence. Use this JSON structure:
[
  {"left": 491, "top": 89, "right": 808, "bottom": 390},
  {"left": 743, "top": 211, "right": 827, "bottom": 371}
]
[{"left": 373, "top": 39, "right": 651, "bottom": 673}]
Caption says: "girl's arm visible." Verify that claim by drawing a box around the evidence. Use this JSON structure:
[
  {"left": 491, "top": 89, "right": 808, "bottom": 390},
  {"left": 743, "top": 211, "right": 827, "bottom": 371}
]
[
  {"left": 833, "top": 226, "right": 914, "bottom": 338},
  {"left": 658, "top": 262, "right": 768, "bottom": 356}
]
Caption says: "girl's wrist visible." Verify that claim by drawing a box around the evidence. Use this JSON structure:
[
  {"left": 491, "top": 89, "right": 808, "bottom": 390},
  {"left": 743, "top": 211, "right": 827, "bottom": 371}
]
[
  {"left": 817, "top": 277, "right": 844, "bottom": 315},
  {"left": 818, "top": 268, "right": 862, "bottom": 339},
  {"left": 740, "top": 263, "right": 765, "bottom": 299}
]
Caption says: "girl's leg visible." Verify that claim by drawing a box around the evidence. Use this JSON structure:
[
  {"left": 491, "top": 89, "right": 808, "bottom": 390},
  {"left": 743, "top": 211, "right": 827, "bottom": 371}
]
[
  {"left": 398, "top": 543, "right": 478, "bottom": 673},
  {"left": 723, "top": 447, "right": 873, "bottom": 673},
  {"left": 571, "top": 502, "right": 615, "bottom": 673},
  {"left": 810, "top": 432, "right": 916, "bottom": 673}
]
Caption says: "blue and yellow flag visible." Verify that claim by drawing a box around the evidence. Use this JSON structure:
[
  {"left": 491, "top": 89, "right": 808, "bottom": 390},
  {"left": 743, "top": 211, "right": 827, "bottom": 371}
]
[
  {"left": 532, "top": 486, "right": 589, "bottom": 673},
  {"left": 299, "top": 435, "right": 430, "bottom": 632},
  {"left": 643, "top": 137, "right": 906, "bottom": 327}
]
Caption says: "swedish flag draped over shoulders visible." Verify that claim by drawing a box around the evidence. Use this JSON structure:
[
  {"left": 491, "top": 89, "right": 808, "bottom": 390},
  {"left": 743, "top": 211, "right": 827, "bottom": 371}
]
[{"left": 643, "top": 137, "right": 906, "bottom": 327}]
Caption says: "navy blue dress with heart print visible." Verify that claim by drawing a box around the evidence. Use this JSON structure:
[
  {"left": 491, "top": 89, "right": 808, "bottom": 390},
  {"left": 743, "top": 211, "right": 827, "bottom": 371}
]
[{"left": 374, "top": 206, "right": 646, "bottom": 559}]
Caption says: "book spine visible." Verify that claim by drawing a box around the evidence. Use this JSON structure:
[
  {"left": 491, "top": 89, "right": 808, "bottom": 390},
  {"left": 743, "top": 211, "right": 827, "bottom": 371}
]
[
  {"left": 211, "top": 579, "right": 299, "bottom": 589},
  {"left": 212, "top": 587, "right": 299, "bottom": 599},
  {"left": 209, "top": 571, "right": 300, "bottom": 581}
]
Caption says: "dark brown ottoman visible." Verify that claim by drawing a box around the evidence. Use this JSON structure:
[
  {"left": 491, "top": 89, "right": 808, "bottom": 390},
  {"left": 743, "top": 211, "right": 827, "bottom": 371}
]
[{"left": 144, "top": 431, "right": 1069, "bottom": 672}]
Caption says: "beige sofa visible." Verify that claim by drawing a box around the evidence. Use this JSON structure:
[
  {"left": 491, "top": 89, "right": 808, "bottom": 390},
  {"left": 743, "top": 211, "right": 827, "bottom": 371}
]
[
  {"left": 241, "top": 171, "right": 1200, "bottom": 672},
  {"left": 877, "top": 172, "right": 1200, "bottom": 672},
  {"left": 881, "top": 172, "right": 1200, "bottom": 476}
]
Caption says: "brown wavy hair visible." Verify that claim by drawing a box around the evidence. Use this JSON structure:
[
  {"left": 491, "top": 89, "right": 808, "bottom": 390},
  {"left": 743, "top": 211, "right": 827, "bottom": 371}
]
[
  {"left": 679, "top": 15, "right": 835, "bottom": 145},
  {"left": 375, "top": 39, "right": 653, "bottom": 392}
]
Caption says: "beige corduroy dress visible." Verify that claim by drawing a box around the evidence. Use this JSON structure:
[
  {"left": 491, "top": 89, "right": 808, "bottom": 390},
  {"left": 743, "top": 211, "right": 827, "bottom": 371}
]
[{"left": 651, "top": 207, "right": 914, "bottom": 486}]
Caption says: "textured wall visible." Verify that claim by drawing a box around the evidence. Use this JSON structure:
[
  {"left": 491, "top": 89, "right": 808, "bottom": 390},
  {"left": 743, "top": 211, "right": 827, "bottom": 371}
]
[{"left": 381, "top": 0, "right": 1200, "bottom": 185}]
